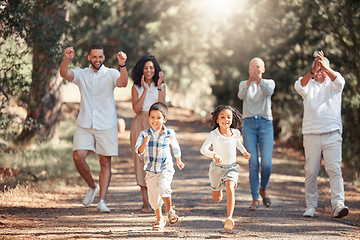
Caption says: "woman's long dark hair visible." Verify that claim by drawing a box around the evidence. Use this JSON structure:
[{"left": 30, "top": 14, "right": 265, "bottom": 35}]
[
  {"left": 131, "top": 55, "right": 162, "bottom": 87},
  {"left": 210, "top": 105, "right": 243, "bottom": 130}
]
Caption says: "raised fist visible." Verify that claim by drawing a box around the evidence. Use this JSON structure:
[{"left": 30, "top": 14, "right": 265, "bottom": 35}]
[{"left": 64, "top": 47, "right": 75, "bottom": 59}]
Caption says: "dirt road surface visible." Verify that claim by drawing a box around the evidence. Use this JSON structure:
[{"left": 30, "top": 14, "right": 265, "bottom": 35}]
[{"left": 0, "top": 95, "right": 359, "bottom": 239}]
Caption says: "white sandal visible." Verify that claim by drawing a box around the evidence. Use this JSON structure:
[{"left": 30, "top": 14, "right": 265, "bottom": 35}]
[
  {"left": 166, "top": 208, "right": 179, "bottom": 224},
  {"left": 153, "top": 217, "right": 166, "bottom": 231}
]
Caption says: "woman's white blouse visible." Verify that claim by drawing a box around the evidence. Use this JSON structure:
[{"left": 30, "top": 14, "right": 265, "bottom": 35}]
[{"left": 135, "top": 82, "right": 164, "bottom": 111}]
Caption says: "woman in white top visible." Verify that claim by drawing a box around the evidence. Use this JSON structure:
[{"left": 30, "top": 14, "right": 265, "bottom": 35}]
[
  {"left": 130, "top": 55, "right": 166, "bottom": 213},
  {"left": 200, "top": 105, "right": 251, "bottom": 231}
]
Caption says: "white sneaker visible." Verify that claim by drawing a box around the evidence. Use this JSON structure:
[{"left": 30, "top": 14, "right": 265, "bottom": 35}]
[
  {"left": 334, "top": 206, "right": 349, "bottom": 218},
  {"left": 97, "top": 200, "right": 110, "bottom": 213},
  {"left": 82, "top": 183, "right": 100, "bottom": 206},
  {"left": 303, "top": 207, "right": 315, "bottom": 217}
]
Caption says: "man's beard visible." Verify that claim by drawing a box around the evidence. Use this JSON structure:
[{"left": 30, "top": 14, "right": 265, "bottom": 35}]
[{"left": 90, "top": 61, "right": 103, "bottom": 70}]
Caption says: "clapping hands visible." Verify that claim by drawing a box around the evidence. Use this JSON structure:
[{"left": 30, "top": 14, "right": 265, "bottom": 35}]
[
  {"left": 316, "top": 50, "right": 327, "bottom": 69},
  {"left": 249, "top": 66, "right": 261, "bottom": 84},
  {"left": 313, "top": 50, "right": 328, "bottom": 71}
]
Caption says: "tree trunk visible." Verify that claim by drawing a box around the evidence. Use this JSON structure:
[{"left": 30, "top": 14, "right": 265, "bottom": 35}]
[
  {"left": 17, "top": 0, "right": 68, "bottom": 144},
  {"left": 17, "top": 65, "right": 63, "bottom": 143}
]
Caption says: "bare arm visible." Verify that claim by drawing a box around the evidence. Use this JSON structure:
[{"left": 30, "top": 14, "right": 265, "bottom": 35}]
[
  {"left": 116, "top": 51, "right": 128, "bottom": 87},
  {"left": 300, "top": 72, "right": 314, "bottom": 87},
  {"left": 137, "top": 136, "right": 150, "bottom": 154},
  {"left": 300, "top": 59, "right": 319, "bottom": 87},
  {"left": 131, "top": 77, "right": 149, "bottom": 114},
  {"left": 157, "top": 71, "right": 166, "bottom": 104},
  {"left": 60, "top": 47, "right": 75, "bottom": 82}
]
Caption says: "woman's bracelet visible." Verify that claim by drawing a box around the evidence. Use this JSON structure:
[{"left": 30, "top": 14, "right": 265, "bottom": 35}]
[{"left": 119, "top": 63, "right": 126, "bottom": 68}]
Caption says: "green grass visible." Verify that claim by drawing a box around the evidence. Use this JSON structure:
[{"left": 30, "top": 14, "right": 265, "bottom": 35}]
[{"left": 0, "top": 120, "right": 100, "bottom": 191}]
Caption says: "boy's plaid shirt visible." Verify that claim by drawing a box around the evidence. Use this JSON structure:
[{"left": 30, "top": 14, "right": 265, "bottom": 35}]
[{"left": 135, "top": 125, "right": 181, "bottom": 174}]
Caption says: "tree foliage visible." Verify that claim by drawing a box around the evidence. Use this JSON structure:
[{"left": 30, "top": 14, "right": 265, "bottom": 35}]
[
  {"left": 1, "top": 0, "right": 68, "bottom": 143},
  {"left": 66, "top": 0, "right": 161, "bottom": 70},
  {"left": 1, "top": 0, "right": 359, "bottom": 178},
  {"left": 204, "top": 0, "right": 360, "bottom": 178}
]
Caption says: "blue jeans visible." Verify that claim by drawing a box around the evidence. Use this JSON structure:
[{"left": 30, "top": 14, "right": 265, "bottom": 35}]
[{"left": 242, "top": 116, "right": 274, "bottom": 200}]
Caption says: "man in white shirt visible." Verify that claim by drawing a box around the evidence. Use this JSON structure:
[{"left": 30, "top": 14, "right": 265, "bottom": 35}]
[
  {"left": 294, "top": 50, "right": 348, "bottom": 218},
  {"left": 60, "top": 45, "right": 128, "bottom": 212}
]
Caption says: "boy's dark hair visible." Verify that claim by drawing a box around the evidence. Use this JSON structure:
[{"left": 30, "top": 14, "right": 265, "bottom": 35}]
[
  {"left": 131, "top": 55, "right": 162, "bottom": 88},
  {"left": 88, "top": 44, "right": 104, "bottom": 54},
  {"left": 210, "top": 105, "right": 243, "bottom": 130},
  {"left": 149, "top": 102, "right": 168, "bottom": 118}
]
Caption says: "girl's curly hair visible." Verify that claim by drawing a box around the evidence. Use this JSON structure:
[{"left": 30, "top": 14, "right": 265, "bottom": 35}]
[
  {"left": 130, "top": 55, "right": 162, "bottom": 87},
  {"left": 210, "top": 105, "right": 243, "bottom": 130}
]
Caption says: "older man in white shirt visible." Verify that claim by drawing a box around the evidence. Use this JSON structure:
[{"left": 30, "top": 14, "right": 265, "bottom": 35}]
[
  {"left": 60, "top": 45, "right": 128, "bottom": 212},
  {"left": 294, "top": 50, "right": 348, "bottom": 218}
]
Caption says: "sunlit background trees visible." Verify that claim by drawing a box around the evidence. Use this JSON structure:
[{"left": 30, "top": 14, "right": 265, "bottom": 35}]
[{"left": 1, "top": 0, "right": 359, "bottom": 179}]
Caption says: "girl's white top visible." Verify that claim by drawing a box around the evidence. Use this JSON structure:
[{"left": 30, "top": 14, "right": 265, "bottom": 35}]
[
  {"left": 134, "top": 82, "right": 165, "bottom": 112},
  {"left": 200, "top": 128, "right": 247, "bottom": 165}
]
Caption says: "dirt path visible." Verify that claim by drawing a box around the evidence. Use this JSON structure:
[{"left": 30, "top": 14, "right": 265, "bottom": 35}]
[{"left": 0, "top": 100, "right": 359, "bottom": 239}]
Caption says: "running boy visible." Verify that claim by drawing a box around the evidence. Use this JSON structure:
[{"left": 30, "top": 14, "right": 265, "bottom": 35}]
[
  {"left": 200, "top": 105, "right": 251, "bottom": 231},
  {"left": 135, "top": 102, "right": 185, "bottom": 231}
]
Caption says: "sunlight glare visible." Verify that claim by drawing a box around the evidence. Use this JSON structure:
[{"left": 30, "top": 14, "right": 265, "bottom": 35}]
[{"left": 197, "top": 0, "right": 247, "bottom": 17}]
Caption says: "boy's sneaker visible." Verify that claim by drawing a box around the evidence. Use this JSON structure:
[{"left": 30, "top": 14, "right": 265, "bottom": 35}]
[
  {"left": 97, "top": 200, "right": 110, "bottom": 213},
  {"left": 82, "top": 183, "right": 100, "bottom": 206},
  {"left": 334, "top": 206, "right": 349, "bottom": 218},
  {"left": 303, "top": 207, "right": 315, "bottom": 217}
]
